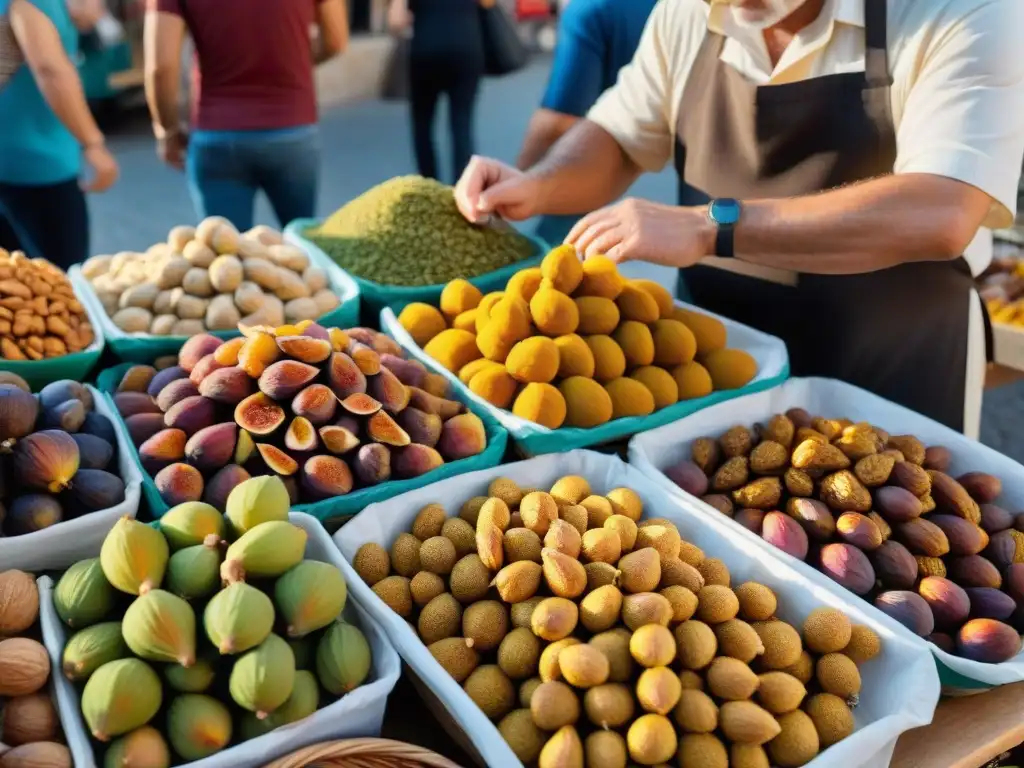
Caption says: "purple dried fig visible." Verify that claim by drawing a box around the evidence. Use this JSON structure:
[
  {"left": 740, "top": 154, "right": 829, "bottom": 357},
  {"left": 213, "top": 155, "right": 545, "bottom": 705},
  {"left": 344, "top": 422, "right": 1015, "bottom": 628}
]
[
  {"left": 986, "top": 529, "right": 1024, "bottom": 570},
  {"left": 948, "top": 556, "right": 1002, "bottom": 589},
  {"left": 666, "top": 459, "right": 709, "bottom": 498},
  {"left": 918, "top": 576, "right": 970, "bottom": 628},
  {"left": 873, "top": 541, "right": 918, "bottom": 590},
  {"left": 701, "top": 494, "right": 734, "bottom": 518},
  {"left": 785, "top": 498, "right": 835, "bottom": 542},
  {"left": 957, "top": 472, "right": 1002, "bottom": 504},
  {"left": 923, "top": 446, "right": 951, "bottom": 472},
  {"left": 1004, "top": 564, "right": 1024, "bottom": 603},
  {"left": 957, "top": 618, "right": 1022, "bottom": 663},
  {"left": 875, "top": 590, "right": 935, "bottom": 637},
  {"left": 734, "top": 509, "right": 765, "bottom": 535},
  {"left": 929, "top": 515, "right": 988, "bottom": 557},
  {"left": 819, "top": 543, "right": 875, "bottom": 595},
  {"left": 928, "top": 632, "right": 956, "bottom": 654},
  {"left": 980, "top": 504, "right": 1014, "bottom": 534},
  {"left": 836, "top": 512, "right": 883, "bottom": 551},
  {"left": 965, "top": 587, "right": 1017, "bottom": 621},
  {"left": 875, "top": 486, "right": 923, "bottom": 523},
  {"left": 761, "top": 512, "right": 809, "bottom": 561}
]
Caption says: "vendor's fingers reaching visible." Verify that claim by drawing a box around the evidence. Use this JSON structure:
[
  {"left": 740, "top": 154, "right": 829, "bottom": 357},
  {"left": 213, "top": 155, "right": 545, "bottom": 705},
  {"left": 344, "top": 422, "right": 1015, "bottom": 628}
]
[
  {"left": 566, "top": 197, "right": 710, "bottom": 269},
  {"left": 454, "top": 156, "right": 538, "bottom": 224}
]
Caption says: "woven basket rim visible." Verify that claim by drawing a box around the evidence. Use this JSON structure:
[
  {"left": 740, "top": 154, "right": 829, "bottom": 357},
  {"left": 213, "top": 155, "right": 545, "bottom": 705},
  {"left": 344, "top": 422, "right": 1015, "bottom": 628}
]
[{"left": 260, "top": 737, "right": 465, "bottom": 768}]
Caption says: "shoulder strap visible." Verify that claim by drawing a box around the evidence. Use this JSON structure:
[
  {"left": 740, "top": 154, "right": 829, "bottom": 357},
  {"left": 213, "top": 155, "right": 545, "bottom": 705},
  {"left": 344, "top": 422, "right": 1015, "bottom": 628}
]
[{"left": 864, "top": 0, "right": 891, "bottom": 87}]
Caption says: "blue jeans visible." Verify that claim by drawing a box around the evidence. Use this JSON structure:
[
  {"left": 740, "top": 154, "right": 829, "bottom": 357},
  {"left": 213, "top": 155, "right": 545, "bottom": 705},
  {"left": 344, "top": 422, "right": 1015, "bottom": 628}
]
[{"left": 186, "top": 125, "right": 320, "bottom": 231}]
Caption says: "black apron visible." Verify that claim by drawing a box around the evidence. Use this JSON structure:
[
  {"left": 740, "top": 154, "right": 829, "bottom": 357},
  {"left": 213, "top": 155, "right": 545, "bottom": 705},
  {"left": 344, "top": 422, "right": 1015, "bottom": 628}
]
[{"left": 675, "top": 0, "right": 978, "bottom": 431}]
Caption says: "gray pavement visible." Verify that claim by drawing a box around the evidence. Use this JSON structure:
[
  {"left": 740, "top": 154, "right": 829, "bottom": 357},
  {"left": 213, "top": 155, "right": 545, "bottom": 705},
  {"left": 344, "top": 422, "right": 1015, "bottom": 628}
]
[{"left": 92, "top": 58, "right": 1024, "bottom": 463}]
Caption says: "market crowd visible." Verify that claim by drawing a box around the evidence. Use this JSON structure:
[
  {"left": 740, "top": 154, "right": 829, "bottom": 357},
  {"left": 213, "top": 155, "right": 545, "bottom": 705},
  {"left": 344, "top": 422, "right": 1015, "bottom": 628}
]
[{"left": 1, "top": 0, "right": 1023, "bottom": 439}]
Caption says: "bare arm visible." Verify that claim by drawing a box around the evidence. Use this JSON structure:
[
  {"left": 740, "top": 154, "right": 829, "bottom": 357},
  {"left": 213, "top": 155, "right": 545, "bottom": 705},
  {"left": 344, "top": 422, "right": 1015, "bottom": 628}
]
[
  {"left": 313, "top": 0, "right": 348, "bottom": 63},
  {"left": 387, "top": 0, "right": 412, "bottom": 34},
  {"left": 143, "top": 9, "right": 185, "bottom": 138},
  {"left": 525, "top": 120, "right": 643, "bottom": 214},
  {"left": 734, "top": 174, "right": 992, "bottom": 273},
  {"left": 517, "top": 109, "right": 580, "bottom": 170},
  {"left": 9, "top": 0, "right": 104, "bottom": 147}
]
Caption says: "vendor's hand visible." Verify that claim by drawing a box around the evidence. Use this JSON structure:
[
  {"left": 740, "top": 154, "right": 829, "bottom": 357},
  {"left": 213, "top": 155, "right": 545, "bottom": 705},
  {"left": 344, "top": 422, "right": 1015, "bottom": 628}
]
[
  {"left": 455, "top": 155, "right": 541, "bottom": 223},
  {"left": 387, "top": 4, "right": 413, "bottom": 34},
  {"left": 80, "top": 142, "right": 119, "bottom": 193},
  {"left": 566, "top": 198, "right": 715, "bottom": 267},
  {"left": 157, "top": 131, "right": 188, "bottom": 171}
]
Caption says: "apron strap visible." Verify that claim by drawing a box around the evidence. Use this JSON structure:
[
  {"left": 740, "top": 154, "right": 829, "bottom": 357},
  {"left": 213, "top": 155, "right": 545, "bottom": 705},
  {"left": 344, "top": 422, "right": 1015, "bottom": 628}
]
[{"left": 864, "top": 0, "right": 892, "bottom": 87}]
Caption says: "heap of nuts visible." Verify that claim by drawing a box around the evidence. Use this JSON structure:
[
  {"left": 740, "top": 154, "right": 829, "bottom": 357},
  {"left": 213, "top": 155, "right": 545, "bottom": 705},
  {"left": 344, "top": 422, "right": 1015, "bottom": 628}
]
[
  {"left": 0, "top": 250, "right": 95, "bottom": 361},
  {"left": 666, "top": 411, "right": 1024, "bottom": 664}
]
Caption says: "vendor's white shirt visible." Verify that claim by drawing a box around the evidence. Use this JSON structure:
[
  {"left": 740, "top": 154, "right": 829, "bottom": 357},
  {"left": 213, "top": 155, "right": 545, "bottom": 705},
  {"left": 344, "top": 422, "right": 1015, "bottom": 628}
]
[{"left": 588, "top": 0, "right": 1024, "bottom": 276}]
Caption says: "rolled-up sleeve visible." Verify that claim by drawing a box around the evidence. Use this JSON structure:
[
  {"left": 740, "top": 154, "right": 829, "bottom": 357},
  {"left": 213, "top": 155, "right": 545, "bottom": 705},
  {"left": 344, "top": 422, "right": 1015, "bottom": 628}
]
[
  {"left": 541, "top": 0, "right": 606, "bottom": 117},
  {"left": 586, "top": 0, "right": 676, "bottom": 173},
  {"left": 894, "top": 0, "right": 1024, "bottom": 228}
]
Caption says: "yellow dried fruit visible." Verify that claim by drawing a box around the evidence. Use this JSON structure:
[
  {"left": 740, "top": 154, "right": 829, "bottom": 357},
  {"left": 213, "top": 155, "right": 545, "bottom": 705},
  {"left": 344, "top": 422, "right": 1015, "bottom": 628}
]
[
  {"left": 554, "top": 334, "right": 596, "bottom": 378},
  {"left": 768, "top": 710, "right": 820, "bottom": 767},
  {"left": 622, "top": 592, "right": 674, "bottom": 631},
  {"left": 531, "top": 680, "right": 580, "bottom": 730},
  {"left": 805, "top": 692, "right": 854, "bottom": 747},
  {"left": 698, "top": 558, "right": 731, "bottom": 587},
  {"left": 757, "top": 672, "right": 807, "bottom": 715},
  {"left": 707, "top": 656, "right": 759, "bottom": 701},
  {"left": 506, "top": 268, "right": 544, "bottom": 303},
  {"left": 521, "top": 492, "right": 559, "bottom": 536},
  {"left": 398, "top": 303, "right": 447, "bottom": 346},
  {"left": 714, "top": 619, "right": 765, "bottom": 663},
  {"left": 673, "top": 361, "right": 714, "bottom": 400},
  {"left": 469, "top": 366, "right": 518, "bottom": 408},
  {"left": 512, "top": 383, "right": 566, "bottom": 428},
  {"left": 629, "top": 366, "right": 679, "bottom": 410},
  {"left": 697, "top": 585, "right": 740, "bottom": 624},
  {"left": 841, "top": 624, "right": 881, "bottom": 664},
  {"left": 637, "top": 666, "right": 682, "bottom": 715},
  {"left": 530, "top": 287, "right": 579, "bottom": 336},
  {"left": 753, "top": 621, "right": 803, "bottom": 670},
  {"left": 627, "top": 713, "right": 677, "bottom": 765},
  {"left": 803, "top": 607, "right": 853, "bottom": 654},
  {"left": 541, "top": 244, "right": 584, "bottom": 293},
  {"left": 423, "top": 328, "right": 481, "bottom": 373},
  {"left": 559, "top": 376, "right": 613, "bottom": 428},
  {"left": 559, "top": 643, "right": 610, "bottom": 688},
  {"left": 531, "top": 596, "right": 579, "bottom": 641},
  {"left": 816, "top": 652, "right": 861, "bottom": 698},
  {"left": 605, "top": 377, "right": 656, "bottom": 419},
  {"left": 674, "top": 620, "right": 718, "bottom": 670},
  {"left": 735, "top": 582, "right": 777, "bottom": 622},
  {"left": 576, "top": 255, "right": 624, "bottom": 299},
  {"left": 616, "top": 284, "right": 660, "bottom": 324},
  {"left": 574, "top": 296, "right": 620, "bottom": 335},
  {"left": 618, "top": 547, "right": 661, "bottom": 593},
  {"left": 704, "top": 348, "right": 758, "bottom": 390},
  {"left": 584, "top": 683, "right": 634, "bottom": 728},
  {"left": 672, "top": 307, "right": 727, "bottom": 356},
  {"left": 612, "top": 320, "right": 654, "bottom": 368},
  {"left": 585, "top": 335, "right": 627, "bottom": 382},
  {"left": 673, "top": 688, "right": 718, "bottom": 733},
  {"left": 539, "top": 637, "right": 581, "bottom": 682},
  {"left": 440, "top": 279, "right": 482, "bottom": 320},
  {"left": 719, "top": 701, "right": 782, "bottom": 745},
  {"left": 505, "top": 528, "right": 544, "bottom": 563}
]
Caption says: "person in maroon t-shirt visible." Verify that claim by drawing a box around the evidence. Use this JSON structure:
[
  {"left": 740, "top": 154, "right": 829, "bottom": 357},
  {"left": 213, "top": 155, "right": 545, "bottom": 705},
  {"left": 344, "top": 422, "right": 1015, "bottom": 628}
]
[{"left": 143, "top": 0, "right": 348, "bottom": 230}]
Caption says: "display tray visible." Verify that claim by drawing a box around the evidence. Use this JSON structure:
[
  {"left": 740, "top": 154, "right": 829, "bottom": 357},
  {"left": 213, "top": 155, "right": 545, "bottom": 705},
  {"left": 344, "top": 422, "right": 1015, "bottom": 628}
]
[
  {"left": 629, "top": 376, "right": 1024, "bottom": 693},
  {"left": 38, "top": 512, "right": 402, "bottom": 768},
  {"left": 0, "top": 384, "right": 142, "bottom": 571},
  {"left": 68, "top": 246, "right": 360, "bottom": 363},
  {"left": 334, "top": 449, "right": 939, "bottom": 768},
  {"left": 381, "top": 300, "right": 790, "bottom": 457},
  {"left": 95, "top": 357, "right": 509, "bottom": 531},
  {"left": 1, "top": 274, "right": 106, "bottom": 390},
  {"left": 284, "top": 218, "right": 547, "bottom": 327}
]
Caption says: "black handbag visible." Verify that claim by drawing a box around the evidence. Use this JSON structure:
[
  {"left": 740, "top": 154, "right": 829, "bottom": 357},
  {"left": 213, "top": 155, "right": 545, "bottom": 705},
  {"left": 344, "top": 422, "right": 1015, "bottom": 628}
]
[{"left": 479, "top": 3, "right": 528, "bottom": 77}]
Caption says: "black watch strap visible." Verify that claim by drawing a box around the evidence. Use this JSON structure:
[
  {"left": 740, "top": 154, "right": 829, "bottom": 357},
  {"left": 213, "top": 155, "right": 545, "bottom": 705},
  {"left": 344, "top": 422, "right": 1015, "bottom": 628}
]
[{"left": 715, "top": 225, "right": 735, "bottom": 259}]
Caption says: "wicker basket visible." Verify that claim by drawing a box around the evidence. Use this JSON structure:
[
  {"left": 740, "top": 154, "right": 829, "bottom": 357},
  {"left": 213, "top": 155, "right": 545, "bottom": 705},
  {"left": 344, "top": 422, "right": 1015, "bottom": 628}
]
[{"left": 261, "top": 738, "right": 464, "bottom": 768}]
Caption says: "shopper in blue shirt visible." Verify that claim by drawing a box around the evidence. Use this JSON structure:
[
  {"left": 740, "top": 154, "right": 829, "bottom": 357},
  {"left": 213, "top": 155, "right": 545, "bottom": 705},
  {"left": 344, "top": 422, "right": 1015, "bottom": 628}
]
[
  {"left": 517, "top": 0, "right": 658, "bottom": 246},
  {"left": 0, "top": 0, "right": 118, "bottom": 269}
]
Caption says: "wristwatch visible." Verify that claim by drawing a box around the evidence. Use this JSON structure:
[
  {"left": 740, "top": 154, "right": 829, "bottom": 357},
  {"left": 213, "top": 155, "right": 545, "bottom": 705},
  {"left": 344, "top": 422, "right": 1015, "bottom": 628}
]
[{"left": 707, "top": 198, "right": 743, "bottom": 259}]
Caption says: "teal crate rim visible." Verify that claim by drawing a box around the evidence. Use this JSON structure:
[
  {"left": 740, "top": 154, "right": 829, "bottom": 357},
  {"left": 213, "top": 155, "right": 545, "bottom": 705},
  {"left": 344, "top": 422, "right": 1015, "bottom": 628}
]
[
  {"left": 98, "top": 359, "right": 508, "bottom": 527},
  {"left": 380, "top": 305, "right": 791, "bottom": 456},
  {"left": 285, "top": 218, "right": 548, "bottom": 304}
]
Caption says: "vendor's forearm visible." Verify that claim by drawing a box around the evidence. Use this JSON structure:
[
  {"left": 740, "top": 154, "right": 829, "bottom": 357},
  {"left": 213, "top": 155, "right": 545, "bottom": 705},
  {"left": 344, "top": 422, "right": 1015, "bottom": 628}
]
[
  {"left": 734, "top": 174, "right": 992, "bottom": 274},
  {"left": 33, "top": 59, "right": 104, "bottom": 146},
  {"left": 517, "top": 110, "right": 579, "bottom": 170},
  {"left": 528, "top": 120, "right": 641, "bottom": 215},
  {"left": 145, "top": 70, "right": 180, "bottom": 135}
]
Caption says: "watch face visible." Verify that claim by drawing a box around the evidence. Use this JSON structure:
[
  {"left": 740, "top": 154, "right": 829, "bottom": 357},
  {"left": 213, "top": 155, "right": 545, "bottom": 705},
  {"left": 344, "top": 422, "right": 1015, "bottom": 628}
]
[{"left": 710, "top": 198, "right": 742, "bottom": 226}]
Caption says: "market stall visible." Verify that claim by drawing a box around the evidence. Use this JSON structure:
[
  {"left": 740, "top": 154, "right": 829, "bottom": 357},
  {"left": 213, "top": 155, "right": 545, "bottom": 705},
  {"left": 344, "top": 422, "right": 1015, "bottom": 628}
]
[{"left": 5, "top": 176, "right": 1024, "bottom": 768}]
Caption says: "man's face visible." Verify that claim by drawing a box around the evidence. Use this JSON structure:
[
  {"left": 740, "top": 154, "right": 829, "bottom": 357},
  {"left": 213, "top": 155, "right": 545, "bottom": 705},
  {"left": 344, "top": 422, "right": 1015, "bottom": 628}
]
[{"left": 715, "top": 0, "right": 808, "bottom": 28}]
